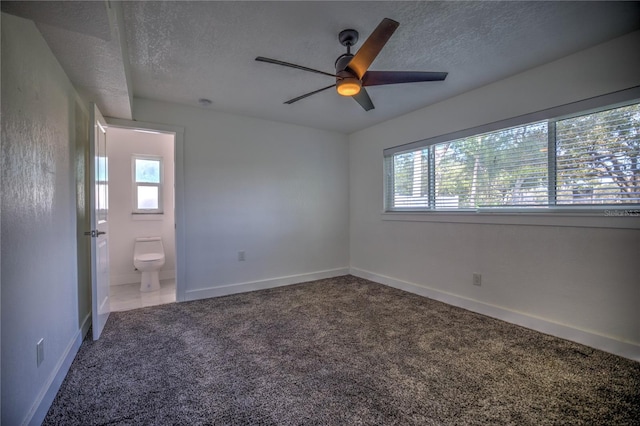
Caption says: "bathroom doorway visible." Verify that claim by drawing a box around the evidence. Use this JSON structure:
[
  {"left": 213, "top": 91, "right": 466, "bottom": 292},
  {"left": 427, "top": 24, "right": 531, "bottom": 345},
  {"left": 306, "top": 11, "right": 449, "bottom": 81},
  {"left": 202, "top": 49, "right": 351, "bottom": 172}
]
[{"left": 106, "top": 125, "right": 177, "bottom": 311}]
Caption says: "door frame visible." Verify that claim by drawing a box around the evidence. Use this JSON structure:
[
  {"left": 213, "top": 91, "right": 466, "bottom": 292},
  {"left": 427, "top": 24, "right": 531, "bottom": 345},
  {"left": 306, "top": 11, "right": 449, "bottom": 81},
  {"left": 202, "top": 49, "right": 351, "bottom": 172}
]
[{"left": 105, "top": 118, "right": 186, "bottom": 302}]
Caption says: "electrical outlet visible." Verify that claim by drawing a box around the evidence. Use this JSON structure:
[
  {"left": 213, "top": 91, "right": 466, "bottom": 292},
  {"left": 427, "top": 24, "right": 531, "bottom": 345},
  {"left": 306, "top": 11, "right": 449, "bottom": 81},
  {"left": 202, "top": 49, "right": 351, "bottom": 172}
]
[
  {"left": 37, "top": 338, "right": 45, "bottom": 367},
  {"left": 473, "top": 273, "right": 482, "bottom": 286},
  {"left": 238, "top": 250, "right": 245, "bottom": 261}
]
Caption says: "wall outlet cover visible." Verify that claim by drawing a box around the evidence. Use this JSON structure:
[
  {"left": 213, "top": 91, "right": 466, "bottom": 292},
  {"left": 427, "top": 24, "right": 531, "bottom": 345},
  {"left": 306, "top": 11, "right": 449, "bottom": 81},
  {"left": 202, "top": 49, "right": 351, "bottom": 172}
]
[{"left": 473, "top": 273, "right": 482, "bottom": 286}]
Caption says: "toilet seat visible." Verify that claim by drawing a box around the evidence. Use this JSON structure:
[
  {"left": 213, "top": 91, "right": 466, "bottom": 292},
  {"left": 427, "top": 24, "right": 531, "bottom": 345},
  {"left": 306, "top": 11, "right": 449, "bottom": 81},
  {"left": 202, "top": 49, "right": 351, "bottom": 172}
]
[{"left": 135, "top": 253, "right": 164, "bottom": 262}]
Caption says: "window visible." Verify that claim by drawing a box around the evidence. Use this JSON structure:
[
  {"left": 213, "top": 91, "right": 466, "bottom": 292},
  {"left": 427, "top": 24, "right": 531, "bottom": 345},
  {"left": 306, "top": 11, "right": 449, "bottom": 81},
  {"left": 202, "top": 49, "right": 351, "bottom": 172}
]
[
  {"left": 133, "top": 155, "right": 163, "bottom": 213},
  {"left": 96, "top": 156, "right": 108, "bottom": 220},
  {"left": 384, "top": 100, "right": 640, "bottom": 212}
]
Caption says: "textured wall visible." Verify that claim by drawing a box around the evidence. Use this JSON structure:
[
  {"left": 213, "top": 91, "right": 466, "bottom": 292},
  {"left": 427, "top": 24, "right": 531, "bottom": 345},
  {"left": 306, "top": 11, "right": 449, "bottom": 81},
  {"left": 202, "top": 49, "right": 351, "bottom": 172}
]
[
  {"left": 349, "top": 31, "right": 640, "bottom": 356},
  {"left": 107, "top": 127, "right": 176, "bottom": 285},
  {"left": 1, "top": 12, "right": 87, "bottom": 424}
]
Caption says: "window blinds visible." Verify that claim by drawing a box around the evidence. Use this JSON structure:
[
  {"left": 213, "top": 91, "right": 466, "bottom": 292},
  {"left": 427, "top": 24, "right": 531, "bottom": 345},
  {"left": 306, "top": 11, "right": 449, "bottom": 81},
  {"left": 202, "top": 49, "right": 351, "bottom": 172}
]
[
  {"left": 555, "top": 104, "right": 640, "bottom": 205},
  {"left": 384, "top": 98, "right": 640, "bottom": 211}
]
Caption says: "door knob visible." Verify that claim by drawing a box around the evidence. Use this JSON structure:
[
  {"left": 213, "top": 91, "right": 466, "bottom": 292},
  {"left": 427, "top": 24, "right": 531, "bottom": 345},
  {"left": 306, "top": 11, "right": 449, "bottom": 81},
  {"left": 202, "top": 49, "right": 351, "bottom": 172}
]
[{"left": 84, "top": 230, "right": 107, "bottom": 237}]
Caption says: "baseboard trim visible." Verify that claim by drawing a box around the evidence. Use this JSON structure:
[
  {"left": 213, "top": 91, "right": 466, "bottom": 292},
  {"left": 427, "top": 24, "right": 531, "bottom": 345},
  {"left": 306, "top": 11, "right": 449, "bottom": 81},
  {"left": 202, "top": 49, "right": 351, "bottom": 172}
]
[
  {"left": 185, "top": 268, "right": 350, "bottom": 301},
  {"left": 25, "top": 324, "right": 87, "bottom": 426},
  {"left": 80, "top": 312, "right": 91, "bottom": 339},
  {"left": 110, "top": 269, "right": 175, "bottom": 286},
  {"left": 350, "top": 267, "right": 640, "bottom": 362}
]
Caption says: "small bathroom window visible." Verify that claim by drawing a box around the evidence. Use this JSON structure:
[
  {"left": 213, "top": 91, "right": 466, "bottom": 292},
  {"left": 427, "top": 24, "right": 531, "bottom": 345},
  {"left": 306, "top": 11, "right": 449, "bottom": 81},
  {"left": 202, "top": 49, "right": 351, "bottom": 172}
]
[{"left": 132, "top": 155, "right": 163, "bottom": 214}]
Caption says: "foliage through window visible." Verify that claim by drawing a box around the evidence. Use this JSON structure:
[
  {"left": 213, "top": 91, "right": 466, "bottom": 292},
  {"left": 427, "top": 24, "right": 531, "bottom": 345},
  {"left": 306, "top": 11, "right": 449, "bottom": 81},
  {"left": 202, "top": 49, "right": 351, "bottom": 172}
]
[
  {"left": 133, "top": 155, "right": 163, "bottom": 213},
  {"left": 385, "top": 102, "right": 640, "bottom": 211}
]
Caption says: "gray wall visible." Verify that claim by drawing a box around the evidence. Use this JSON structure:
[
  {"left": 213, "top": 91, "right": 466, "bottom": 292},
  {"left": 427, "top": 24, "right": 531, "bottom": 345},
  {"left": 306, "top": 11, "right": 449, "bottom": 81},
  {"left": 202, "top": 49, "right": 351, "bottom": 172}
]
[
  {"left": 1, "top": 12, "right": 90, "bottom": 424},
  {"left": 349, "top": 30, "right": 640, "bottom": 358}
]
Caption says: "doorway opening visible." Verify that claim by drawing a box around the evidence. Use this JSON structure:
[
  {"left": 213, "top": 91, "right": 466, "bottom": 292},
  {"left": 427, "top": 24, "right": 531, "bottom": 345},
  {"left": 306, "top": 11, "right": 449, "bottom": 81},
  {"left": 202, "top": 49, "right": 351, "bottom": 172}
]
[{"left": 106, "top": 125, "right": 177, "bottom": 311}]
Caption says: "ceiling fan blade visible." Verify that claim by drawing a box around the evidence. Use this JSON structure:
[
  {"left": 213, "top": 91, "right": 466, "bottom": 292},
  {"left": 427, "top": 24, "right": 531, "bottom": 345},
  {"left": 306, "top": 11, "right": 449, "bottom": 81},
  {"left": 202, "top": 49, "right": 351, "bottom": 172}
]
[
  {"left": 363, "top": 71, "right": 448, "bottom": 86},
  {"left": 256, "top": 57, "right": 337, "bottom": 78},
  {"left": 284, "top": 84, "right": 337, "bottom": 105},
  {"left": 347, "top": 18, "right": 399, "bottom": 79},
  {"left": 352, "top": 88, "right": 375, "bottom": 111}
]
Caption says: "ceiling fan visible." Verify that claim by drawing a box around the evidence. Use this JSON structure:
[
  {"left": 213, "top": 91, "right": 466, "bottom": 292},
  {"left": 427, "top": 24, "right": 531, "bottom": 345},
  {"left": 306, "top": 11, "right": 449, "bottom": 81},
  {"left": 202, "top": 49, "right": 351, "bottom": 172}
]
[{"left": 256, "top": 18, "right": 448, "bottom": 111}]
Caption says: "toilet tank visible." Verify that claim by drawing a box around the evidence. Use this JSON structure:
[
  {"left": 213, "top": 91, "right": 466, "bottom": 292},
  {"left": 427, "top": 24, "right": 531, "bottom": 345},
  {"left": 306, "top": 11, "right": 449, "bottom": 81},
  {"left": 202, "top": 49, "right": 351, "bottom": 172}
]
[{"left": 134, "top": 237, "right": 164, "bottom": 256}]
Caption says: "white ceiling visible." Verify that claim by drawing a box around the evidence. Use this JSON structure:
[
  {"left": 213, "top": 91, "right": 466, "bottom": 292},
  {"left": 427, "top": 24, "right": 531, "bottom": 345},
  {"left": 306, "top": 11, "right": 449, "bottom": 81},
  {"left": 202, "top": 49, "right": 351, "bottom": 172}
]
[{"left": 4, "top": 1, "right": 640, "bottom": 133}]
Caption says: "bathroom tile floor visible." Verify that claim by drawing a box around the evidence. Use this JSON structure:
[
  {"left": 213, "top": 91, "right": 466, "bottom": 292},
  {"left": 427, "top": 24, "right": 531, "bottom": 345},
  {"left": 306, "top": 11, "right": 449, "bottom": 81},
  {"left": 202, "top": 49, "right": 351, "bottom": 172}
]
[{"left": 110, "top": 279, "right": 176, "bottom": 312}]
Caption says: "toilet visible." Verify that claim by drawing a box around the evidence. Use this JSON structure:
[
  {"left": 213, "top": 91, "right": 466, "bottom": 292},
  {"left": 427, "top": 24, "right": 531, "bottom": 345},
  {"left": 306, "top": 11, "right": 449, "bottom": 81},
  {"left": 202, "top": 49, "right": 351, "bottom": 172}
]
[{"left": 133, "top": 237, "right": 165, "bottom": 292}]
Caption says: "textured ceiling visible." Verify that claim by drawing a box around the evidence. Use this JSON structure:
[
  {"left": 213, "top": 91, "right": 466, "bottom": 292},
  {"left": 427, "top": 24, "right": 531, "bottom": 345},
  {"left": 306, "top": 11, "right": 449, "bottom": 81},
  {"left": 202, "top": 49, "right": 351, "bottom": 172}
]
[
  {"left": 1, "top": 0, "right": 112, "bottom": 40},
  {"left": 2, "top": 0, "right": 133, "bottom": 119},
  {"left": 4, "top": 1, "right": 640, "bottom": 133},
  {"left": 121, "top": 1, "right": 640, "bottom": 133}
]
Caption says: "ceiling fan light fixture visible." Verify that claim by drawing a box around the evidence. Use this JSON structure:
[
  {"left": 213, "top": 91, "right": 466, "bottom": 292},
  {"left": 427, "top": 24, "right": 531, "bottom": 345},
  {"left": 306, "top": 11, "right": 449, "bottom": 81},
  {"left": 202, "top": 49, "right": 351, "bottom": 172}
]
[
  {"left": 336, "top": 78, "right": 361, "bottom": 96},
  {"left": 256, "top": 18, "right": 446, "bottom": 111}
]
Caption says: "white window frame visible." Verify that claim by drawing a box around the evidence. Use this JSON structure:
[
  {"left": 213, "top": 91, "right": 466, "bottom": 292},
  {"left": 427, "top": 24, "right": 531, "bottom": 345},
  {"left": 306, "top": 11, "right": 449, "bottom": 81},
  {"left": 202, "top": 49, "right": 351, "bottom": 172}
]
[
  {"left": 132, "top": 154, "right": 164, "bottom": 214},
  {"left": 384, "top": 87, "right": 640, "bottom": 217}
]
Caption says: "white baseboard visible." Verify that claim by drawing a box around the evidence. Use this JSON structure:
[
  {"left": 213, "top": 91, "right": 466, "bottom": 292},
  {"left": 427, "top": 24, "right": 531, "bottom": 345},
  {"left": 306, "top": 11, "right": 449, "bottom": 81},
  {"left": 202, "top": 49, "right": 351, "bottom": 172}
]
[
  {"left": 184, "top": 267, "right": 350, "bottom": 301},
  {"left": 24, "top": 321, "right": 89, "bottom": 426},
  {"left": 80, "top": 312, "right": 91, "bottom": 339},
  {"left": 350, "top": 267, "right": 640, "bottom": 362},
  {"left": 110, "top": 269, "right": 176, "bottom": 286}
]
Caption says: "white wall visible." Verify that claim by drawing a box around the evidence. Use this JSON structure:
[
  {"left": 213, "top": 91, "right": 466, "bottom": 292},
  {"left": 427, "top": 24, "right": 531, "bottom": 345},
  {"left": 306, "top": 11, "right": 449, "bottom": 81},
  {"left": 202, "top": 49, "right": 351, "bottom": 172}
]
[
  {"left": 132, "top": 99, "right": 350, "bottom": 299},
  {"left": 107, "top": 127, "right": 176, "bottom": 285},
  {"left": 1, "top": 13, "right": 89, "bottom": 425},
  {"left": 349, "top": 30, "right": 640, "bottom": 359}
]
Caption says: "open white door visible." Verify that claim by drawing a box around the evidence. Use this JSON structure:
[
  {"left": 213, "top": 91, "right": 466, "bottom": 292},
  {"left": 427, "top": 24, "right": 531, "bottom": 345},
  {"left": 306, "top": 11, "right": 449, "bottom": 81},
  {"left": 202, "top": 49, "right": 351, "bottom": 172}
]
[{"left": 88, "top": 103, "right": 111, "bottom": 340}]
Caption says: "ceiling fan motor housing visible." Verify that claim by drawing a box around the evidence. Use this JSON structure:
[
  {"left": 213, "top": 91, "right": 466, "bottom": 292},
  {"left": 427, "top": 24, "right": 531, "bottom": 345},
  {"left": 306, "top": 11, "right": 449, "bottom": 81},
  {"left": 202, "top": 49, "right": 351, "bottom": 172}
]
[
  {"left": 335, "top": 53, "right": 361, "bottom": 96},
  {"left": 335, "top": 54, "right": 354, "bottom": 73}
]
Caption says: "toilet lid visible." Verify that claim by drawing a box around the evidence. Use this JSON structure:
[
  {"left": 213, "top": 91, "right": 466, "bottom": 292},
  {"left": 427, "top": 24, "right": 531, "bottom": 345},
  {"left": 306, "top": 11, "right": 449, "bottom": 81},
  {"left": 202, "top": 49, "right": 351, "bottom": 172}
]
[{"left": 136, "top": 253, "right": 163, "bottom": 262}]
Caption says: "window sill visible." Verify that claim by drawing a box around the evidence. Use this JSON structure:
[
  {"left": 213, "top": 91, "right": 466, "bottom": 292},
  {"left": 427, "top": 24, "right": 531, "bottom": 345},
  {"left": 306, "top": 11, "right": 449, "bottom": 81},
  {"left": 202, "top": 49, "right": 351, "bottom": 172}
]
[
  {"left": 132, "top": 213, "right": 164, "bottom": 221},
  {"left": 381, "top": 209, "right": 640, "bottom": 230}
]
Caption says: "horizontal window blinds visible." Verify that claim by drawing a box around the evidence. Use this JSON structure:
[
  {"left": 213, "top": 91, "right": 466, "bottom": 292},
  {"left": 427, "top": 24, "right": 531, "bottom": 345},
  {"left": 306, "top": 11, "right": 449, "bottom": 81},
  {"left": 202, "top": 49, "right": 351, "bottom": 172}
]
[
  {"left": 386, "top": 124, "right": 549, "bottom": 210},
  {"left": 386, "top": 149, "right": 430, "bottom": 208},
  {"left": 384, "top": 92, "right": 640, "bottom": 212},
  {"left": 555, "top": 104, "right": 640, "bottom": 205},
  {"left": 434, "top": 123, "right": 548, "bottom": 209}
]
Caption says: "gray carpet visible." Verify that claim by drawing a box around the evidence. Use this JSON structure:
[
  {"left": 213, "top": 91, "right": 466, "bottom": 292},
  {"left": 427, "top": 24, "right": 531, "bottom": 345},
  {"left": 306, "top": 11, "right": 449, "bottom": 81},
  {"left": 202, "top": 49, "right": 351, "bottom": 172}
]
[{"left": 44, "top": 275, "right": 640, "bottom": 425}]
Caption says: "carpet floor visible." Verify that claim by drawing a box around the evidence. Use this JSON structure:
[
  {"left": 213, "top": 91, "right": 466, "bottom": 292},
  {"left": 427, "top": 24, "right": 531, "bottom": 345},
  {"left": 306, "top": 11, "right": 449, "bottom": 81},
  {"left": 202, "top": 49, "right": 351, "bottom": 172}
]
[{"left": 44, "top": 275, "right": 640, "bottom": 425}]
